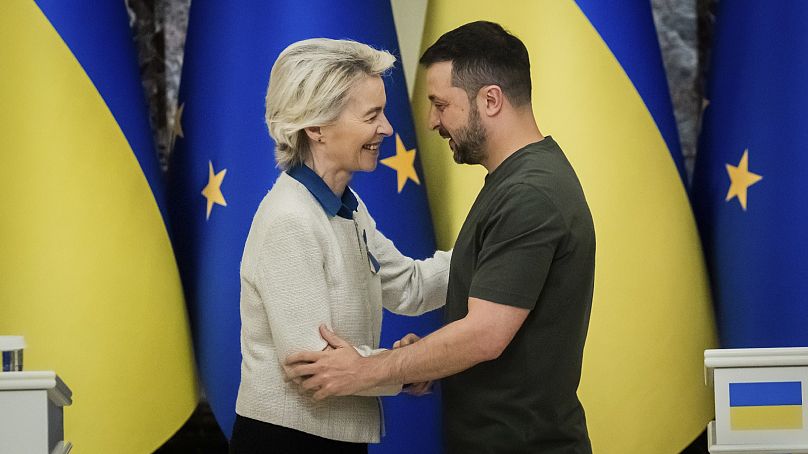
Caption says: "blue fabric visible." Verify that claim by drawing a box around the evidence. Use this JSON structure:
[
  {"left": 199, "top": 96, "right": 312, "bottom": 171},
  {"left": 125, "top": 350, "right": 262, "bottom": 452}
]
[
  {"left": 168, "top": 1, "right": 443, "bottom": 450},
  {"left": 692, "top": 0, "right": 808, "bottom": 347},
  {"left": 287, "top": 165, "right": 358, "bottom": 219},
  {"left": 363, "top": 230, "right": 382, "bottom": 274},
  {"left": 574, "top": 0, "right": 686, "bottom": 182}
]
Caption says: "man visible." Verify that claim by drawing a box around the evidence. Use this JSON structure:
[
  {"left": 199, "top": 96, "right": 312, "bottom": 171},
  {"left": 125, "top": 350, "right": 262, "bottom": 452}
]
[{"left": 286, "top": 21, "right": 595, "bottom": 453}]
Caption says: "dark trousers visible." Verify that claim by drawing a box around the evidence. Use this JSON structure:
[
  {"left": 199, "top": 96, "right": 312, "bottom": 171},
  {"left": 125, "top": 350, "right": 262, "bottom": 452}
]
[{"left": 229, "top": 414, "right": 368, "bottom": 454}]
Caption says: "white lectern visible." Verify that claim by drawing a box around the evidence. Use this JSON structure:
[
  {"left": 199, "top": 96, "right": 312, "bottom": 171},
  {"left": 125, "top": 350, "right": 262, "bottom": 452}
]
[
  {"left": 0, "top": 371, "right": 72, "bottom": 454},
  {"left": 705, "top": 347, "right": 808, "bottom": 453}
]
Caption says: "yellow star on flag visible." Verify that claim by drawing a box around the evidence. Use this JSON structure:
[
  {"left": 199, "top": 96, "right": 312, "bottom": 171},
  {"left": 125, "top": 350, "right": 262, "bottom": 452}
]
[
  {"left": 725, "top": 149, "right": 762, "bottom": 211},
  {"left": 380, "top": 133, "right": 421, "bottom": 193},
  {"left": 202, "top": 160, "right": 227, "bottom": 220},
  {"left": 169, "top": 102, "right": 185, "bottom": 151}
]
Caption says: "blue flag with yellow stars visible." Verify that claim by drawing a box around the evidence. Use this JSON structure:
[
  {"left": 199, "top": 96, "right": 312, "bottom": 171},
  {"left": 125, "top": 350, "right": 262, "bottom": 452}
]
[
  {"left": 167, "top": 1, "right": 442, "bottom": 451},
  {"left": 692, "top": 1, "right": 808, "bottom": 348}
]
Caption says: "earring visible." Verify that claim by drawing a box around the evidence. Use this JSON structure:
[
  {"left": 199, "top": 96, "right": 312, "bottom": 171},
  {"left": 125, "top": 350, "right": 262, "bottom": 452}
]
[{"left": 317, "top": 137, "right": 323, "bottom": 143}]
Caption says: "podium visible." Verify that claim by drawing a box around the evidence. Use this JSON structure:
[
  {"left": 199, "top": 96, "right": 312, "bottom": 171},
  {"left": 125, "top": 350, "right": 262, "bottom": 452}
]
[
  {"left": 0, "top": 371, "right": 72, "bottom": 454},
  {"left": 705, "top": 347, "right": 808, "bottom": 453}
]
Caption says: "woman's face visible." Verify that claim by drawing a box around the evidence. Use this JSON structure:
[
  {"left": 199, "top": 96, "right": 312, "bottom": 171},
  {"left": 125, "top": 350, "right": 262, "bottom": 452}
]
[{"left": 320, "top": 75, "right": 393, "bottom": 174}]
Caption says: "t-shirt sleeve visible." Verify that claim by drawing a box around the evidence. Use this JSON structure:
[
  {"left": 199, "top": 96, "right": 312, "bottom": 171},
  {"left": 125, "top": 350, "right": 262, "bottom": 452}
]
[{"left": 469, "top": 183, "right": 566, "bottom": 310}]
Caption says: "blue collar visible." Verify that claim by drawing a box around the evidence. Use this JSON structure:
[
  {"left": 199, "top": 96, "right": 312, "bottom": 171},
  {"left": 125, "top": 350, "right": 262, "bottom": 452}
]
[{"left": 287, "top": 164, "right": 358, "bottom": 219}]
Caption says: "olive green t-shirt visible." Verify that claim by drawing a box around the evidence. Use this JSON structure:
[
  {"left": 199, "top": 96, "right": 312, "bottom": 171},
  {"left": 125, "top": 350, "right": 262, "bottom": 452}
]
[{"left": 443, "top": 137, "right": 595, "bottom": 454}]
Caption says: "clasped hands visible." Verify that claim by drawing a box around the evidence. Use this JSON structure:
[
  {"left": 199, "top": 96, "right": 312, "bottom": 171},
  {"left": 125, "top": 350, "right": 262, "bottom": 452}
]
[{"left": 284, "top": 325, "right": 432, "bottom": 400}]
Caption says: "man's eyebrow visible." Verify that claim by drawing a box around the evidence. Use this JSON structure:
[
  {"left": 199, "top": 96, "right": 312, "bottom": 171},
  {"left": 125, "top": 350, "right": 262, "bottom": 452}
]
[{"left": 428, "top": 95, "right": 445, "bottom": 103}]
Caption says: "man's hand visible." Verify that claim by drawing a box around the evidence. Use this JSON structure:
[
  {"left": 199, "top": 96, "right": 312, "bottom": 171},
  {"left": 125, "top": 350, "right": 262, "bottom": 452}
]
[
  {"left": 284, "top": 325, "right": 375, "bottom": 400},
  {"left": 394, "top": 333, "right": 432, "bottom": 396}
]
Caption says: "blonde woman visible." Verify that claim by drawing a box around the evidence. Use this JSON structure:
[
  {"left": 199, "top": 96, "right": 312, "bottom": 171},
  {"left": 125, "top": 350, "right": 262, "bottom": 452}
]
[{"left": 229, "top": 39, "right": 449, "bottom": 453}]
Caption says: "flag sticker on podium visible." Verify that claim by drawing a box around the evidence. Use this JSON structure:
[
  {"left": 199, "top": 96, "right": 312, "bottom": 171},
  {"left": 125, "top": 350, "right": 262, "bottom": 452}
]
[{"left": 729, "top": 381, "right": 803, "bottom": 430}]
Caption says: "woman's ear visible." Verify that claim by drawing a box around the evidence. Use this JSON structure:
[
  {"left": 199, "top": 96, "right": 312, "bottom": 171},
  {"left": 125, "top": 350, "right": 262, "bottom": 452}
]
[{"left": 304, "top": 126, "right": 323, "bottom": 143}]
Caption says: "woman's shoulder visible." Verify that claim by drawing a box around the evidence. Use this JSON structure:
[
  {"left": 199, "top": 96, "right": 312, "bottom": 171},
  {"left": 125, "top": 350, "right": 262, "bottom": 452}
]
[{"left": 255, "top": 173, "right": 325, "bottom": 227}]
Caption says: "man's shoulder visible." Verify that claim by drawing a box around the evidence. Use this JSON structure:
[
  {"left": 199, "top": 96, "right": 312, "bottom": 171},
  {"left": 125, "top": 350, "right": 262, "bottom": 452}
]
[
  {"left": 496, "top": 180, "right": 557, "bottom": 210},
  {"left": 508, "top": 141, "right": 587, "bottom": 203},
  {"left": 489, "top": 161, "right": 563, "bottom": 214},
  {"left": 490, "top": 158, "right": 592, "bottom": 233}
]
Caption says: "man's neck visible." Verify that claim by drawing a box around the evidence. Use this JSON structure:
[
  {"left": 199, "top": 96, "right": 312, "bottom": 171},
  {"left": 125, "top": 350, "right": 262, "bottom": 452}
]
[{"left": 481, "top": 113, "right": 543, "bottom": 173}]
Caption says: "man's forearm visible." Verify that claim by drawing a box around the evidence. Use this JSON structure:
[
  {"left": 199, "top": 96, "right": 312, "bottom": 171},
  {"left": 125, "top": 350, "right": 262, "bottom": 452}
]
[
  {"left": 368, "top": 316, "right": 499, "bottom": 386},
  {"left": 284, "top": 299, "right": 526, "bottom": 399}
]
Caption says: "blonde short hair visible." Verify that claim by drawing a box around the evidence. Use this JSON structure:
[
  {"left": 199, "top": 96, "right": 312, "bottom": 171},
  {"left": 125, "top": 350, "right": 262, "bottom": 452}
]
[{"left": 265, "top": 38, "right": 396, "bottom": 169}]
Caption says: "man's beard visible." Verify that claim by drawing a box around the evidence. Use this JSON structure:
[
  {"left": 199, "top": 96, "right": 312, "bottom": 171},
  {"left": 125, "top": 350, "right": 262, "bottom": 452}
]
[{"left": 449, "top": 104, "right": 487, "bottom": 165}]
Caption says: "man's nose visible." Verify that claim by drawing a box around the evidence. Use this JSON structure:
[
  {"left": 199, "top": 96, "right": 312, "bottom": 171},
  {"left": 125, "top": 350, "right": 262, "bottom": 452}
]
[{"left": 428, "top": 106, "right": 441, "bottom": 130}]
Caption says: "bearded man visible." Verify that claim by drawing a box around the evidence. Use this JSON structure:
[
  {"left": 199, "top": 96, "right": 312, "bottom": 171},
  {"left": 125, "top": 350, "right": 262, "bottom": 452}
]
[{"left": 287, "top": 21, "right": 596, "bottom": 454}]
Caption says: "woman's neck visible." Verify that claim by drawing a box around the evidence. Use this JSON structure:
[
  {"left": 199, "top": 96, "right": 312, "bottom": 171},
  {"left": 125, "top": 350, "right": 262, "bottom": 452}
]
[{"left": 304, "top": 157, "right": 352, "bottom": 197}]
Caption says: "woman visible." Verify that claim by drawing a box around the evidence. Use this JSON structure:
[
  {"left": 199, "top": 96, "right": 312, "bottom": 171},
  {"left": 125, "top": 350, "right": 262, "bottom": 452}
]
[{"left": 230, "top": 38, "right": 450, "bottom": 453}]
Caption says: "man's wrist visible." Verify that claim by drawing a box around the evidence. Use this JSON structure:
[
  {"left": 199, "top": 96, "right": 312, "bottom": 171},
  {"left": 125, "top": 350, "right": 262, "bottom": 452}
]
[{"left": 363, "top": 348, "right": 395, "bottom": 388}]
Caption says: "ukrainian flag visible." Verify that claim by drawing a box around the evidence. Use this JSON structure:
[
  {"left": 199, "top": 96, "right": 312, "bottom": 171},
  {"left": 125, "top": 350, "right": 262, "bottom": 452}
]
[
  {"left": 0, "top": 1, "right": 197, "bottom": 452},
  {"left": 414, "top": 1, "right": 717, "bottom": 452},
  {"left": 729, "top": 382, "right": 803, "bottom": 431},
  {"left": 169, "top": 1, "right": 442, "bottom": 451}
]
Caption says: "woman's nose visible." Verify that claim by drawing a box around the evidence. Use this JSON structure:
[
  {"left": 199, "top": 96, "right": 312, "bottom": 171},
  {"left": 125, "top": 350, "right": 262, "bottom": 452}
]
[{"left": 379, "top": 113, "right": 393, "bottom": 137}]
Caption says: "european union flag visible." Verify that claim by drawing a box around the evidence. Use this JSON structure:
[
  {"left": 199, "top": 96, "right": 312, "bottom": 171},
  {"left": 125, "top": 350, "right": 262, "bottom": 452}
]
[
  {"left": 692, "top": 1, "right": 808, "bottom": 348},
  {"left": 168, "top": 1, "right": 442, "bottom": 451}
]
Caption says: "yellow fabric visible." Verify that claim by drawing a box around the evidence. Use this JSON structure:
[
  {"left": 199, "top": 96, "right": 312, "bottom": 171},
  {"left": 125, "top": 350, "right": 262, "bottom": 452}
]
[
  {"left": 731, "top": 406, "right": 803, "bottom": 430},
  {"left": 413, "top": 1, "right": 718, "bottom": 452},
  {"left": 0, "top": 3, "right": 197, "bottom": 453}
]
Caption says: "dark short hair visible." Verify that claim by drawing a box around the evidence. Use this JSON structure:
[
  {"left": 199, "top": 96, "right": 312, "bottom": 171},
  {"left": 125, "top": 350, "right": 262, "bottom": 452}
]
[{"left": 419, "top": 21, "right": 532, "bottom": 106}]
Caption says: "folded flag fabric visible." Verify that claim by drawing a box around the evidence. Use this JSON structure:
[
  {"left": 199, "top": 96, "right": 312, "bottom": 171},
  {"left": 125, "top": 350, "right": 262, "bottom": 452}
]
[{"left": 0, "top": 2, "right": 197, "bottom": 452}]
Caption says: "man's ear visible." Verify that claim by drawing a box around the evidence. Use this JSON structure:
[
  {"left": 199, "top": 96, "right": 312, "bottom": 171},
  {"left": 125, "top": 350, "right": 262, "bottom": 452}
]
[
  {"left": 480, "top": 85, "right": 504, "bottom": 117},
  {"left": 304, "top": 126, "right": 323, "bottom": 143}
]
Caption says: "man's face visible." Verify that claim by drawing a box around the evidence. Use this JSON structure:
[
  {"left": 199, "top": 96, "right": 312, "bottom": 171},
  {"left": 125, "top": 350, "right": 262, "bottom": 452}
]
[{"left": 425, "top": 61, "right": 487, "bottom": 165}]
